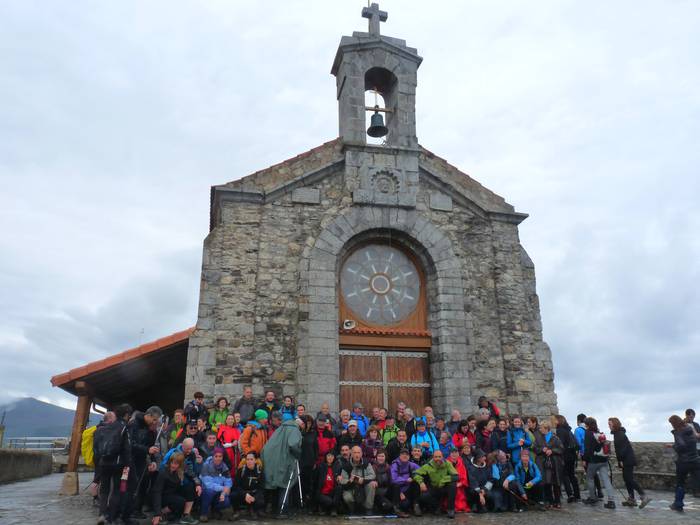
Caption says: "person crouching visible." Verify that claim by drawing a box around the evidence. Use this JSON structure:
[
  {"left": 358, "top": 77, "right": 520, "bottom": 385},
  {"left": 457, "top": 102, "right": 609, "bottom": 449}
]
[
  {"left": 199, "top": 447, "right": 233, "bottom": 522},
  {"left": 412, "top": 449, "right": 458, "bottom": 519},
  {"left": 237, "top": 452, "right": 266, "bottom": 518},
  {"left": 316, "top": 451, "right": 342, "bottom": 516},
  {"left": 340, "top": 445, "right": 377, "bottom": 515}
]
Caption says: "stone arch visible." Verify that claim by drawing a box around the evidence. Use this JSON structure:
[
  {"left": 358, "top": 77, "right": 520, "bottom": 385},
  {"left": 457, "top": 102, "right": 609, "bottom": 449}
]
[{"left": 297, "top": 206, "right": 471, "bottom": 414}]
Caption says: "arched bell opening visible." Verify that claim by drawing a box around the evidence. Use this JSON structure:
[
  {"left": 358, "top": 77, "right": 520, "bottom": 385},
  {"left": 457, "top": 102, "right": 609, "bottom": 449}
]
[{"left": 364, "top": 67, "right": 398, "bottom": 145}]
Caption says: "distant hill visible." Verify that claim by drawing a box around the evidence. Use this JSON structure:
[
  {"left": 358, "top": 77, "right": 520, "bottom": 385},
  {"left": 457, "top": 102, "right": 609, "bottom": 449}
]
[{"left": 0, "top": 397, "right": 101, "bottom": 440}]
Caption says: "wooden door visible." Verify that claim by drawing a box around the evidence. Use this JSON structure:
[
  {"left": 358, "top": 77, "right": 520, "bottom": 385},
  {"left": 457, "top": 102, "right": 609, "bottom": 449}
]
[{"left": 339, "top": 349, "right": 430, "bottom": 412}]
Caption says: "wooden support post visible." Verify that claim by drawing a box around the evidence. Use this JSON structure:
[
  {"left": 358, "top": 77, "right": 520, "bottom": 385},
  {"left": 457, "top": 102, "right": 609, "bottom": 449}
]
[{"left": 60, "top": 381, "right": 93, "bottom": 496}]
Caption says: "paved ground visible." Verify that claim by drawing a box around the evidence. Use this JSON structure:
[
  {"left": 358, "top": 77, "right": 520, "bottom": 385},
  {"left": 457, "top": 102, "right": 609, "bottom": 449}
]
[{"left": 1, "top": 474, "right": 699, "bottom": 525}]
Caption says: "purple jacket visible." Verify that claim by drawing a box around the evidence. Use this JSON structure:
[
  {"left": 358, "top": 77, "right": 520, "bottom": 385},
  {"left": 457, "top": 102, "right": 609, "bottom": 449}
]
[{"left": 390, "top": 458, "right": 419, "bottom": 491}]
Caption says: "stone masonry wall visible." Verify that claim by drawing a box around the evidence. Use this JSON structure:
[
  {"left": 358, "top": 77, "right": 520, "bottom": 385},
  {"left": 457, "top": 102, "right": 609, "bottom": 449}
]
[{"left": 187, "top": 142, "right": 557, "bottom": 417}]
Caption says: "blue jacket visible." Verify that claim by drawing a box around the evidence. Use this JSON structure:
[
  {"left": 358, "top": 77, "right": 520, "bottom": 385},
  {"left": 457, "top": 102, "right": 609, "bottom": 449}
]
[
  {"left": 161, "top": 444, "right": 202, "bottom": 485},
  {"left": 514, "top": 461, "right": 542, "bottom": 486},
  {"left": 410, "top": 430, "right": 439, "bottom": 456},
  {"left": 506, "top": 427, "right": 532, "bottom": 459},
  {"left": 200, "top": 456, "right": 233, "bottom": 493},
  {"left": 350, "top": 415, "right": 370, "bottom": 437},
  {"left": 491, "top": 462, "right": 516, "bottom": 485},
  {"left": 280, "top": 406, "right": 297, "bottom": 422},
  {"left": 574, "top": 425, "right": 586, "bottom": 456}
]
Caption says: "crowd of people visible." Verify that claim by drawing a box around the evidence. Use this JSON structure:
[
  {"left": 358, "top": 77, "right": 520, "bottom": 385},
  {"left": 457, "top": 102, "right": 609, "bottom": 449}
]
[{"left": 88, "top": 388, "right": 700, "bottom": 524}]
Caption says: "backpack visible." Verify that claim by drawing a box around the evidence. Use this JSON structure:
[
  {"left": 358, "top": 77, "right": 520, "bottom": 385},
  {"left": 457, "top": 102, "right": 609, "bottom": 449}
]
[
  {"left": 564, "top": 430, "right": 579, "bottom": 453},
  {"left": 593, "top": 431, "right": 611, "bottom": 457},
  {"left": 81, "top": 425, "right": 97, "bottom": 467},
  {"left": 95, "top": 421, "right": 126, "bottom": 460}
]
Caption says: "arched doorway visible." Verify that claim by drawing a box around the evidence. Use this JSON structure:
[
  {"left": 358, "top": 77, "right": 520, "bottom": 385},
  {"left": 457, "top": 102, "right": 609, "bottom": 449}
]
[{"left": 338, "top": 242, "right": 431, "bottom": 411}]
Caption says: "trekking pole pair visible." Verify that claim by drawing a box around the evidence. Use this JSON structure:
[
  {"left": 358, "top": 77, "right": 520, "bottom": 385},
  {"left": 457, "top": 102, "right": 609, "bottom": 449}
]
[{"left": 280, "top": 460, "right": 303, "bottom": 515}]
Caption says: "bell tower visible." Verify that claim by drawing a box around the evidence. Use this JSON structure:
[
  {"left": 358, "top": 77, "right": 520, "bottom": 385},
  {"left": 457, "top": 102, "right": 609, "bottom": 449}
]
[{"left": 331, "top": 3, "right": 423, "bottom": 149}]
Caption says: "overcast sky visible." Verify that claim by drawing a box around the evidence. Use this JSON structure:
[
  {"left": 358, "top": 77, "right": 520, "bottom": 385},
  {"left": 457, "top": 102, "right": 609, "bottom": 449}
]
[{"left": 1, "top": 1, "right": 698, "bottom": 441}]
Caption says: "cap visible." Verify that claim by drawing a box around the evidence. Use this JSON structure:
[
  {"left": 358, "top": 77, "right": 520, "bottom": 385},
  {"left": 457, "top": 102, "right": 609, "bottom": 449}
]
[
  {"left": 317, "top": 414, "right": 329, "bottom": 423},
  {"left": 352, "top": 402, "right": 363, "bottom": 409},
  {"left": 348, "top": 420, "right": 358, "bottom": 427},
  {"left": 213, "top": 447, "right": 225, "bottom": 456},
  {"left": 399, "top": 448, "right": 410, "bottom": 456}
]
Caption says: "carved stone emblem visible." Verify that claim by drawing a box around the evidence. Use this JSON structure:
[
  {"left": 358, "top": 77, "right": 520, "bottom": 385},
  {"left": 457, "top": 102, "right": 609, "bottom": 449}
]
[{"left": 372, "top": 171, "right": 399, "bottom": 194}]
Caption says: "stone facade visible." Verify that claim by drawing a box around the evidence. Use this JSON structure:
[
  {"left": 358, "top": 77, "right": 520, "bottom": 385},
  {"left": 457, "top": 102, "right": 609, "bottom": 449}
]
[{"left": 185, "top": 12, "right": 557, "bottom": 417}]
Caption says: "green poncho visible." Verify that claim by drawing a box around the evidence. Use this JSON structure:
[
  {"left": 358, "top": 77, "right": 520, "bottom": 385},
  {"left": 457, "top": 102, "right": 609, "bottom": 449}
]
[{"left": 261, "top": 419, "right": 302, "bottom": 489}]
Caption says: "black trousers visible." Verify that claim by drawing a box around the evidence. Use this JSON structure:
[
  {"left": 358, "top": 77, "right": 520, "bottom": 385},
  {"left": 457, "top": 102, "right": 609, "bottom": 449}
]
[
  {"left": 466, "top": 489, "right": 492, "bottom": 512},
  {"left": 98, "top": 465, "right": 124, "bottom": 521},
  {"left": 160, "top": 483, "right": 195, "bottom": 519},
  {"left": 374, "top": 487, "right": 393, "bottom": 513},
  {"left": 622, "top": 464, "right": 645, "bottom": 498},
  {"left": 417, "top": 483, "right": 456, "bottom": 512},
  {"left": 562, "top": 455, "right": 581, "bottom": 499},
  {"left": 391, "top": 484, "right": 416, "bottom": 511},
  {"left": 318, "top": 487, "right": 342, "bottom": 513},
  {"left": 239, "top": 489, "right": 266, "bottom": 511}
]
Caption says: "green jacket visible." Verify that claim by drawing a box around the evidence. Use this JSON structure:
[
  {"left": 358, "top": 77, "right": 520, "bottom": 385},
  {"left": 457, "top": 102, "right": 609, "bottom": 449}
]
[
  {"left": 382, "top": 425, "right": 400, "bottom": 446},
  {"left": 261, "top": 419, "right": 302, "bottom": 489},
  {"left": 209, "top": 409, "right": 229, "bottom": 430},
  {"left": 413, "top": 459, "right": 458, "bottom": 487}
]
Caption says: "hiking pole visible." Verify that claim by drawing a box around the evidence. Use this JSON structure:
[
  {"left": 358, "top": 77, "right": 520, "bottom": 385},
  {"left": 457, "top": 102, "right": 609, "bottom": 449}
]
[
  {"left": 135, "top": 415, "right": 169, "bottom": 497},
  {"left": 280, "top": 463, "right": 296, "bottom": 515},
  {"left": 296, "top": 460, "right": 304, "bottom": 509},
  {"left": 607, "top": 460, "right": 628, "bottom": 501}
]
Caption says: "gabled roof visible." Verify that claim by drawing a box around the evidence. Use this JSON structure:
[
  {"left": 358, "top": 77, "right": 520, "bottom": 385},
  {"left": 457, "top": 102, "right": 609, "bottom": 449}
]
[
  {"left": 51, "top": 327, "right": 194, "bottom": 389},
  {"left": 210, "top": 138, "right": 525, "bottom": 227}
]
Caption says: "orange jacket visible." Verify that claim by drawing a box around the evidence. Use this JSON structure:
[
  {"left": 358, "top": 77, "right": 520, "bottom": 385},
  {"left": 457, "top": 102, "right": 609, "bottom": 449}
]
[{"left": 240, "top": 424, "right": 268, "bottom": 456}]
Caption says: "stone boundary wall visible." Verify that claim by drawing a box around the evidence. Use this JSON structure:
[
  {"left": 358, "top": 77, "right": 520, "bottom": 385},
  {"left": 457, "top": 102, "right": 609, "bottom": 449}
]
[
  {"left": 577, "top": 441, "right": 677, "bottom": 492},
  {"left": 0, "top": 449, "right": 53, "bottom": 484}
]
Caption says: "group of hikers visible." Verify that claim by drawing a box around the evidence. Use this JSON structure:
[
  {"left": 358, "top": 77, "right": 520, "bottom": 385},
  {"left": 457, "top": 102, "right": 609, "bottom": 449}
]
[{"left": 88, "top": 387, "right": 700, "bottom": 524}]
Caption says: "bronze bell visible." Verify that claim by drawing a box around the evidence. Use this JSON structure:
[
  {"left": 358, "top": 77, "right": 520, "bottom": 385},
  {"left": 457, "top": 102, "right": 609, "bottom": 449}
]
[{"left": 367, "top": 106, "right": 388, "bottom": 138}]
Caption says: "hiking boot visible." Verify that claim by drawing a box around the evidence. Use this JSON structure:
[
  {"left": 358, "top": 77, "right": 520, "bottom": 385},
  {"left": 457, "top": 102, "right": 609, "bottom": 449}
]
[
  {"left": 413, "top": 503, "right": 422, "bottom": 517},
  {"left": 330, "top": 510, "right": 338, "bottom": 517},
  {"left": 447, "top": 510, "right": 455, "bottom": 519},
  {"left": 621, "top": 498, "right": 636, "bottom": 507},
  {"left": 365, "top": 509, "right": 374, "bottom": 516},
  {"left": 180, "top": 515, "right": 199, "bottom": 524},
  {"left": 566, "top": 496, "right": 576, "bottom": 503},
  {"left": 669, "top": 503, "right": 684, "bottom": 512},
  {"left": 582, "top": 497, "right": 598, "bottom": 505},
  {"left": 604, "top": 501, "right": 616, "bottom": 509},
  {"left": 97, "top": 516, "right": 106, "bottom": 525},
  {"left": 132, "top": 511, "right": 147, "bottom": 519},
  {"left": 396, "top": 509, "right": 409, "bottom": 518},
  {"left": 199, "top": 516, "right": 209, "bottom": 523},
  {"left": 639, "top": 496, "right": 651, "bottom": 509}
]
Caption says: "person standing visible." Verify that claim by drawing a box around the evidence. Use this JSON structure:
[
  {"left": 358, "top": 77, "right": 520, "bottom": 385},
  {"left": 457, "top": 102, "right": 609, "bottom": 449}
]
[
  {"left": 581, "top": 417, "right": 616, "bottom": 509},
  {"left": 533, "top": 420, "right": 563, "bottom": 508},
  {"left": 217, "top": 414, "right": 241, "bottom": 476},
  {"left": 184, "top": 392, "right": 209, "bottom": 423},
  {"left": 299, "top": 416, "right": 319, "bottom": 509},
  {"left": 208, "top": 397, "right": 230, "bottom": 433},
  {"left": 240, "top": 410, "right": 269, "bottom": 457},
  {"left": 668, "top": 414, "right": 700, "bottom": 511},
  {"left": 233, "top": 386, "right": 257, "bottom": 425},
  {"left": 608, "top": 417, "right": 650, "bottom": 508},
  {"left": 553, "top": 414, "right": 580, "bottom": 502},
  {"left": 261, "top": 417, "right": 303, "bottom": 516},
  {"left": 257, "top": 390, "right": 281, "bottom": 418},
  {"left": 95, "top": 404, "right": 132, "bottom": 525}
]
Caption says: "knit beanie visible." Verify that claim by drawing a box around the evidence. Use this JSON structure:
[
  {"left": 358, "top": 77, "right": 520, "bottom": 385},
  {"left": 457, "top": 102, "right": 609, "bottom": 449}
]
[{"left": 254, "top": 409, "right": 268, "bottom": 422}]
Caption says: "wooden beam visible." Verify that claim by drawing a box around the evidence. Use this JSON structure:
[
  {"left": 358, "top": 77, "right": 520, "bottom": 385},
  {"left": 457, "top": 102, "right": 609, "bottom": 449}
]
[{"left": 60, "top": 385, "right": 93, "bottom": 495}]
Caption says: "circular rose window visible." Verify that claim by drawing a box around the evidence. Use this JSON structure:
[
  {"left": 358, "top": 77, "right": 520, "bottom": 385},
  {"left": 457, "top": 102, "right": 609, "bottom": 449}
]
[{"left": 340, "top": 244, "right": 420, "bottom": 325}]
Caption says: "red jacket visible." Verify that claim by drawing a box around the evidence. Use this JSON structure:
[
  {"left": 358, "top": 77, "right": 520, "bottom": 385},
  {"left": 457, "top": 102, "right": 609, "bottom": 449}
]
[{"left": 317, "top": 429, "right": 337, "bottom": 465}]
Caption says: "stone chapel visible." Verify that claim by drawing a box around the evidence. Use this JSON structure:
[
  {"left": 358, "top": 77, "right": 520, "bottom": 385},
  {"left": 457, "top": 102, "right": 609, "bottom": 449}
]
[{"left": 184, "top": 4, "right": 558, "bottom": 416}]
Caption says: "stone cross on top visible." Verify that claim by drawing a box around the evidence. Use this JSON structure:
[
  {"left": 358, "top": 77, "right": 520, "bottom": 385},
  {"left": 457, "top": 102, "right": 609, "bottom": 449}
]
[{"left": 362, "top": 3, "right": 388, "bottom": 36}]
